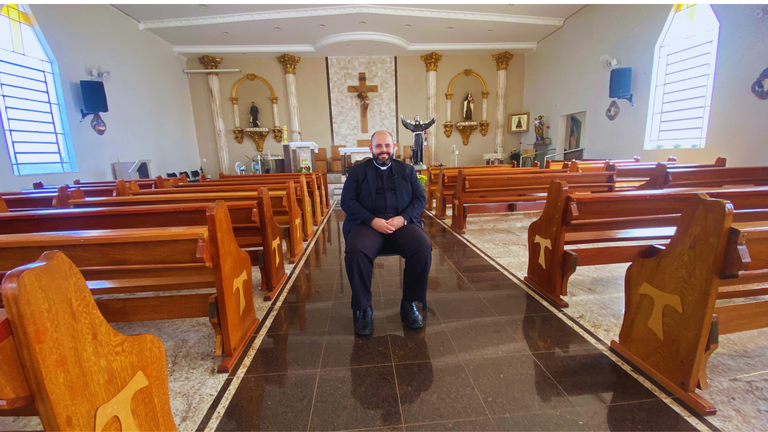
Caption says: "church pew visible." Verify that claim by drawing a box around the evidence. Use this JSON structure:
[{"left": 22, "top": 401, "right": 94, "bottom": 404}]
[
  {"left": 29, "top": 175, "right": 182, "bottom": 191},
  {"left": 160, "top": 174, "right": 322, "bottom": 228},
  {"left": 424, "top": 162, "right": 518, "bottom": 210},
  {"left": 609, "top": 193, "right": 768, "bottom": 416},
  {"left": 208, "top": 172, "right": 328, "bottom": 219},
  {"left": 642, "top": 165, "right": 768, "bottom": 190},
  {"left": 189, "top": 173, "right": 326, "bottom": 223},
  {"left": 434, "top": 164, "right": 560, "bottom": 219},
  {"left": 0, "top": 251, "right": 177, "bottom": 429},
  {"left": 213, "top": 172, "right": 329, "bottom": 215},
  {"left": 616, "top": 158, "right": 727, "bottom": 190},
  {"left": 0, "top": 202, "right": 259, "bottom": 373},
  {"left": 68, "top": 188, "right": 310, "bottom": 262},
  {"left": 0, "top": 195, "right": 289, "bottom": 294},
  {"left": 2, "top": 185, "right": 124, "bottom": 212},
  {"left": 451, "top": 171, "right": 616, "bottom": 234},
  {"left": 525, "top": 181, "right": 768, "bottom": 307},
  {"left": 122, "top": 180, "right": 307, "bottom": 262}
]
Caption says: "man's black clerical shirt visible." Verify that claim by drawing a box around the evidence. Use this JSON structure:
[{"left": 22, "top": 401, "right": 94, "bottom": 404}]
[{"left": 373, "top": 165, "right": 398, "bottom": 219}]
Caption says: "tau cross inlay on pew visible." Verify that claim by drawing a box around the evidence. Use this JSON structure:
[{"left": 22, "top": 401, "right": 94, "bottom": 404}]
[
  {"left": 534, "top": 235, "right": 552, "bottom": 269},
  {"left": 233, "top": 270, "right": 248, "bottom": 315},
  {"left": 94, "top": 371, "right": 149, "bottom": 432},
  {"left": 347, "top": 72, "right": 378, "bottom": 133},
  {"left": 639, "top": 282, "right": 683, "bottom": 340}
]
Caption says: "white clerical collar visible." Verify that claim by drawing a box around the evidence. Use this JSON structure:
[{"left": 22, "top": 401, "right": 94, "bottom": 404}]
[{"left": 375, "top": 161, "right": 391, "bottom": 170}]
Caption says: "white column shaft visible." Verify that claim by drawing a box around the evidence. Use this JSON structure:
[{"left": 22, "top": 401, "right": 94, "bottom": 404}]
[
  {"left": 207, "top": 73, "right": 230, "bottom": 174},
  {"left": 426, "top": 70, "right": 437, "bottom": 165},
  {"left": 482, "top": 98, "right": 488, "bottom": 122},
  {"left": 272, "top": 103, "right": 280, "bottom": 128},
  {"left": 232, "top": 103, "right": 240, "bottom": 128},
  {"left": 446, "top": 99, "right": 451, "bottom": 123},
  {"left": 495, "top": 69, "right": 508, "bottom": 154},
  {"left": 285, "top": 73, "right": 300, "bottom": 142}
]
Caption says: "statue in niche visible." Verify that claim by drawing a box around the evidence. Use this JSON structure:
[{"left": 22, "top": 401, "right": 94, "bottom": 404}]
[
  {"left": 463, "top": 92, "right": 474, "bottom": 121},
  {"left": 249, "top": 102, "right": 260, "bottom": 128},
  {"left": 400, "top": 114, "right": 436, "bottom": 167}
]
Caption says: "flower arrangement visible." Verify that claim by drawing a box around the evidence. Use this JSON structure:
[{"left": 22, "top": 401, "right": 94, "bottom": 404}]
[{"left": 417, "top": 174, "right": 427, "bottom": 190}]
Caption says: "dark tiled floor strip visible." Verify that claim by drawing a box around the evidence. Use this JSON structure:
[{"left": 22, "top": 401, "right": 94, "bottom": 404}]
[{"left": 207, "top": 209, "right": 701, "bottom": 431}]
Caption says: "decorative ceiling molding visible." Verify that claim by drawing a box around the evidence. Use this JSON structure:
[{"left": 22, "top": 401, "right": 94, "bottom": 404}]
[
  {"left": 408, "top": 42, "right": 538, "bottom": 52},
  {"left": 174, "top": 44, "right": 316, "bottom": 54},
  {"left": 171, "top": 36, "right": 539, "bottom": 55},
  {"left": 139, "top": 5, "right": 565, "bottom": 29},
  {"left": 315, "top": 32, "right": 410, "bottom": 50}
]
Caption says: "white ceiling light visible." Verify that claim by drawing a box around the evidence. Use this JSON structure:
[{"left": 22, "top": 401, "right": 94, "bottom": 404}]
[
  {"left": 319, "top": 23, "right": 326, "bottom": 27},
  {"left": 404, "top": 24, "right": 411, "bottom": 27},
  {"left": 198, "top": 4, "right": 207, "bottom": 9},
  {"left": 274, "top": 27, "right": 281, "bottom": 31},
  {"left": 359, "top": 21, "right": 366, "bottom": 25},
  {"left": 446, "top": 26, "right": 454, "bottom": 30},
  {"left": 222, "top": 31, "right": 229, "bottom": 35},
  {"left": 487, "top": 29, "right": 493, "bottom": 32}
]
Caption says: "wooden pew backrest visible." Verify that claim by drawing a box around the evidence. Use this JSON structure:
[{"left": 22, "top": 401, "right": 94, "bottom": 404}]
[{"left": 1, "top": 251, "right": 177, "bottom": 430}]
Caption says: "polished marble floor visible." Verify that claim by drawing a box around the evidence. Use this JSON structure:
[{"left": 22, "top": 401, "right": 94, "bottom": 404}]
[{"left": 204, "top": 209, "right": 702, "bottom": 431}]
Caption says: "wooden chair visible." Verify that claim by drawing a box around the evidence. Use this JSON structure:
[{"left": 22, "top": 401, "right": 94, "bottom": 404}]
[
  {"left": 0, "top": 251, "right": 177, "bottom": 430},
  {"left": 0, "top": 202, "right": 260, "bottom": 373},
  {"left": 610, "top": 193, "right": 768, "bottom": 416}
]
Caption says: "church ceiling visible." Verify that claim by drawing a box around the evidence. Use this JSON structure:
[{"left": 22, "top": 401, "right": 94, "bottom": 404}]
[{"left": 112, "top": 4, "right": 586, "bottom": 58}]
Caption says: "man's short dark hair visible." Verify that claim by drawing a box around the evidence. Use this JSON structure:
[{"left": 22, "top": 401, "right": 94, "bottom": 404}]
[{"left": 370, "top": 130, "right": 394, "bottom": 145}]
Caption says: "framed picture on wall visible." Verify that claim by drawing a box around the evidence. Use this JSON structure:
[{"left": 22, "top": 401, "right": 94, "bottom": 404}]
[{"left": 509, "top": 112, "right": 530, "bottom": 133}]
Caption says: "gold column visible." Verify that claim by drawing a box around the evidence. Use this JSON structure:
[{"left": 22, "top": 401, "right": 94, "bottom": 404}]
[
  {"left": 199, "top": 55, "right": 231, "bottom": 174},
  {"left": 277, "top": 54, "right": 302, "bottom": 142},
  {"left": 420, "top": 52, "right": 442, "bottom": 166}
]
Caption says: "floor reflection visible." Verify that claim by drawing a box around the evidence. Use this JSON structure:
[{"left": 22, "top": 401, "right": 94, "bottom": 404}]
[{"left": 214, "top": 209, "right": 699, "bottom": 431}]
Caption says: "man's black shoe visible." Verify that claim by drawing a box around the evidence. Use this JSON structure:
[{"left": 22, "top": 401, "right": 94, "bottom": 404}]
[
  {"left": 400, "top": 301, "right": 424, "bottom": 329},
  {"left": 353, "top": 306, "right": 373, "bottom": 336}
]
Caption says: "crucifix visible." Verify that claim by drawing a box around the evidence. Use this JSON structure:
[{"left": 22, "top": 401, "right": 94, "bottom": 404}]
[{"left": 347, "top": 72, "right": 378, "bottom": 134}]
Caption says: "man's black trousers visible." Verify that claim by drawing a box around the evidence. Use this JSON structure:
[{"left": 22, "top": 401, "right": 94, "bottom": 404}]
[{"left": 344, "top": 223, "right": 432, "bottom": 311}]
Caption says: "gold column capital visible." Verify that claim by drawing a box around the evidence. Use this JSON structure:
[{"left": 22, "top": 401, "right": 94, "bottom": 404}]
[
  {"left": 492, "top": 51, "right": 513, "bottom": 71},
  {"left": 481, "top": 91, "right": 490, "bottom": 98},
  {"left": 229, "top": 97, "right": 238, "bottom": 104},
  {"left": 198, "top": 55, "right": 223, "bottom": 70},
  {"left": 420, "top": 52, "right": 443, "bottom": 72},
  {"left": 270, "top": 96, "right": 279, "bottom": 104},
  {"left": 277, "top": 54, "right": 301, "bottom": 74},
  {"left": 445, "top": 92, "right": 453, "bottom": 100}
]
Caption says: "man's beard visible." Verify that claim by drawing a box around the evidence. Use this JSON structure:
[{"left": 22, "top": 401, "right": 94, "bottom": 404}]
[{"left": 373, "top": 151, "right": 392, "bottom": 167}]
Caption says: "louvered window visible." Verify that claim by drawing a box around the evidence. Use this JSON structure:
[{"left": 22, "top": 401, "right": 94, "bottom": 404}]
[
  {"left": 644, "top": 4, "right": 719, "bottom": 150},
  {"left": 0, "top": 4, "right": 76, "bottom": 175}
]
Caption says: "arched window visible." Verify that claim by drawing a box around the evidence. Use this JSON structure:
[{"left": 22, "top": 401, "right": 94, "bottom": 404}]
[
  {"left": 644, "top": 4, "right": 719, "bottom": 150},
  {"left": 0, "top": 4, "right": 75, "bottom": 175}
]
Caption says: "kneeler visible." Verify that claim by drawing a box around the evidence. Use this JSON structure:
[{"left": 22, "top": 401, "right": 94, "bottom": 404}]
[{"left": 0, "top": 251, "right": 177, "bottom": 431}]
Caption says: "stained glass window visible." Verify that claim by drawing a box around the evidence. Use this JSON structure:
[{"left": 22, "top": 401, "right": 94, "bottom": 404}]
[
  {"left": 0, "top": 4, "right": 76, "bottom": 175},
  {"left": 643, "top": 4, "right": 719, "bottom": 150}
]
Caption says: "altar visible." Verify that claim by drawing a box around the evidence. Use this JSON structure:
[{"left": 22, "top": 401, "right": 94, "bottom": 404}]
[
  {"left": 338, "top": 147, "right": 371, "bottom": 175},
  {"left": 283, "top": 142, "right": 318, "bottom": 173}
]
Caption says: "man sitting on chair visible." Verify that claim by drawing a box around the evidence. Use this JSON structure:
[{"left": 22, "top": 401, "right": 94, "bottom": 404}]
[{"left": 341, "top": 130, "right": 432, "bottom": 335}]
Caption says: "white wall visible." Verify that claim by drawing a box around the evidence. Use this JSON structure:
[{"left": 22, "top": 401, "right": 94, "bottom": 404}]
[
  {"left": 523, "top": 4, "right": 768, "bottom": 166},
  {"left": 0, "top": 5, "right": 200, "bottom": 192}
]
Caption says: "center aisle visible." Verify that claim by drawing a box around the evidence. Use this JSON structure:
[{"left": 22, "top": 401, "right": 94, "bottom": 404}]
[{"left": 200, "top": 208, "right": 701, "bottom": 432}]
